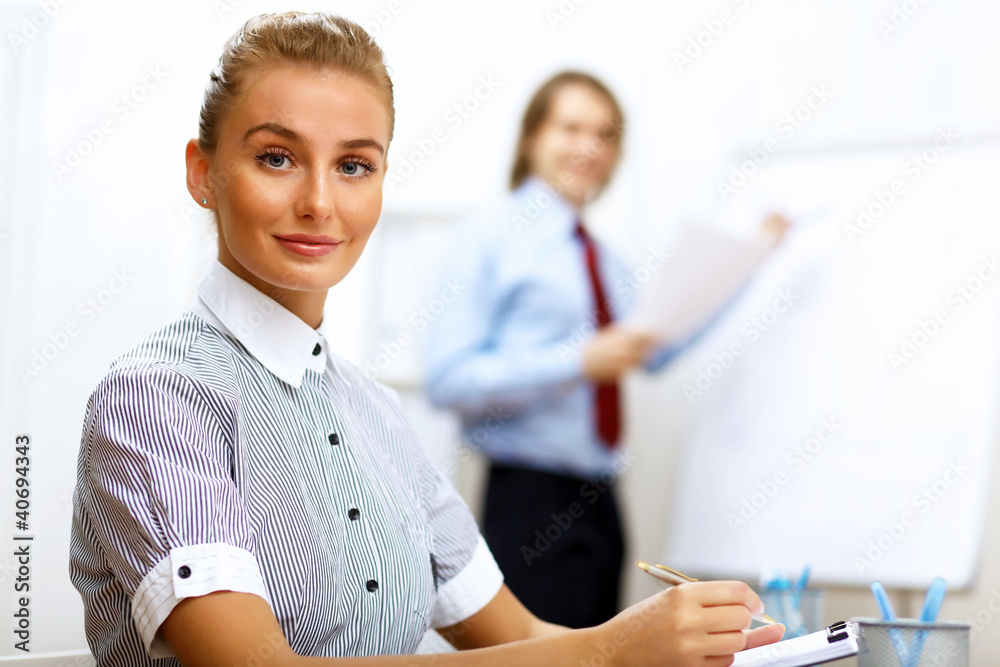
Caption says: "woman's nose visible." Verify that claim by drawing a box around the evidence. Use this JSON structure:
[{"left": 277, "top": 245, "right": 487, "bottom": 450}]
[{"left": 294, "top": 168, "right": 335, "bottom": 222}]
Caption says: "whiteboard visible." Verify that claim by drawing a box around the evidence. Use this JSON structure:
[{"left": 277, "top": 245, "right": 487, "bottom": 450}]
[{"left": 663, "top": 140, "right": 1000, "bottom": 589}]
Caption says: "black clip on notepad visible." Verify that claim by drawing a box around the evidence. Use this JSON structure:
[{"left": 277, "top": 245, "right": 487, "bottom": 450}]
[{"left": 826, "top": 620, "right": 849, "bottom": 643}]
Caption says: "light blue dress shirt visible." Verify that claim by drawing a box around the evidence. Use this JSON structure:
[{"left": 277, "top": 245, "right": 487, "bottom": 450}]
[{"left": 424, "top": 178, "right": 687, "bottom": 478}]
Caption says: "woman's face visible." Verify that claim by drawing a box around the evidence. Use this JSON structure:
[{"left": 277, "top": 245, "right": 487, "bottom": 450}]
[
  {"left": 196, "top": 63, "right": 391, "bottom": 312},
  {"left": 527, "top": 83, "right": 621, "bottom": 209}
]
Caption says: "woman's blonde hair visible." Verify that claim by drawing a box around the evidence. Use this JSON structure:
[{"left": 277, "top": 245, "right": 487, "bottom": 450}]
[{"left": 198, "top": 12, "right": 394, "bottom": 153}]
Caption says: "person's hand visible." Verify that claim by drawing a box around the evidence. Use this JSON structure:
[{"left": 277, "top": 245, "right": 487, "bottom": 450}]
[
  {"left": 582, "top": 327, "right": 658, "bottom": 383},
  {"left": 758, "top": 212, "right": 791, "bottom": 247},
  {"left": 598, "top": 581, "right": 785, "bottom": 667}
]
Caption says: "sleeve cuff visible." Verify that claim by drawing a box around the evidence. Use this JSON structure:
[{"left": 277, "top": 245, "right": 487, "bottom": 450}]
[
  {"left": 431, "top": 535, "right": 504, "bottom": 628},
  {"left": 644, "top": 342, "right": 682, "bottom": 372},
  {"left": 132, "top": 542, "right": 272, "bottom": 659}
]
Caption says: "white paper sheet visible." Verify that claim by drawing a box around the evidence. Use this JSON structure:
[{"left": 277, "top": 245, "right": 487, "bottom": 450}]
[{"left": 624, "top": 225, "right": 772, "bottom": 343}]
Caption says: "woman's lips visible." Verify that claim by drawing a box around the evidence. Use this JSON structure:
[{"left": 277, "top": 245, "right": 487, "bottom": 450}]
[{"left": 274, "top": 234, "right": 340, "bottom": 257}]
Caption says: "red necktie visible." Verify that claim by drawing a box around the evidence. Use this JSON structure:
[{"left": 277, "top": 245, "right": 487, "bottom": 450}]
[{"left": 575, "top": 221, "right": 621, "bottom": 448}]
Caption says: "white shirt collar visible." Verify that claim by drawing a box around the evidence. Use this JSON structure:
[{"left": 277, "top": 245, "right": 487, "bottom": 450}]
[
  {"left": 518, "top": 176, "right": 579, "bottom": 237},
  {"left": 190, "top": 260, "right": 328, "bottom": 388}
]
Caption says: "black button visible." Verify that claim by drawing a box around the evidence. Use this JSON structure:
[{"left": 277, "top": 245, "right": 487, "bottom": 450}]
[
  {"left": 348, "top": 508, "right": 360, "bottom": 521},
  {"left": 312, "top": 343, "right": 322, "bottom": 356},
  {"left": 328, "top": 433, "right": 340, "bottom": 446},
  {"left": 177, "top": 565, "right": 191, "bottom": 579},
  {"left": 366, "top": 579, "right": 379, "bottom": 592}
]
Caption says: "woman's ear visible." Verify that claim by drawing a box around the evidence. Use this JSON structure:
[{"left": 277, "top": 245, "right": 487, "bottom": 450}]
[{"left": 185, "top": 139, "right": 213, "bottom": 207}]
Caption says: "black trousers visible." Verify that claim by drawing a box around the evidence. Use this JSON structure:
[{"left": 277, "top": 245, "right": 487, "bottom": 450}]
[{"left": 482, "top": 462, "right": 625, "bottom": 629}]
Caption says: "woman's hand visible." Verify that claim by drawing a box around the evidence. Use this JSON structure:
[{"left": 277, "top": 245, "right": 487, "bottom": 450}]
[{"left": 597, "top": 581, "right": 785, "bottom": 667}]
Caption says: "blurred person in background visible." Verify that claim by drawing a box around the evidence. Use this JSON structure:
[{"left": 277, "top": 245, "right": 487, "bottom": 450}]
[{"left": 425, "top": 71, "right": 787, "bottom": 628}]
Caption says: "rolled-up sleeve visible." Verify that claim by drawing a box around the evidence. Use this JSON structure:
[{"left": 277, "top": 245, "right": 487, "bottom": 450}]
[
  {"left": 75, "top": 363, "right": 271, "bottom": 657},
  {"left": 431, "top": 535, "right": 503, "bottom": 628},
  {"left": 422, "top": 467, "right": 503, "bottom": 628}
]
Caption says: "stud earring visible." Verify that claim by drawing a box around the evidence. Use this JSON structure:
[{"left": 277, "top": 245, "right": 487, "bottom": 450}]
[{"left": 201, "top": 198, "right": 208, "bottom": 206}]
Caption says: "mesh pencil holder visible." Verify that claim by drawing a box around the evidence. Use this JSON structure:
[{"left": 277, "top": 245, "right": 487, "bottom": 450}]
[{"left": 852, "top": 618, "right": 970, "bottom": 667}]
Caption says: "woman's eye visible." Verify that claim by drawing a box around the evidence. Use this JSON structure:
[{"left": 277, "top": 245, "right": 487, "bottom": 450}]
[
  {"left": 340, "top": 160, "right": 375, "bottom": 177},
  {"left": 255, "top": 149, "right": 293, "bottom": 170}
]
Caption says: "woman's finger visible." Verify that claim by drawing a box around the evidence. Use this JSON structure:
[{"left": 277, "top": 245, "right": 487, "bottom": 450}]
[
  {"left": 699, "top": 604, "right": 754, "bottom": 633},
  {"left": 744, "top": 623, "right": 786, "bottom": 650},
  {"left": 679, "top": 580, "right": 763, "bottom": 613},
  {"left": 702, "top": 629, "right": 752, "bottom": 658}
]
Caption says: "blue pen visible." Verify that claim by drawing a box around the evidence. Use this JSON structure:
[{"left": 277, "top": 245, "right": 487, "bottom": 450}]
[
  {"left": 788, "top": 565, "right": 811, "bottom": 638},
  {"left": 918, "top": 577, "right": 947, "bottom": 622},
  {"left": 790, "top": 564, "right": 811, "bottom": 608},
  {"left": 908, "top": 578, "right": 947, "bottom": 667},
  {"left": 795, "top": 564, "right": 811, "bottom": 592},
  {"left": 871, "top": 581, "right": 909, "bottom": 667}
]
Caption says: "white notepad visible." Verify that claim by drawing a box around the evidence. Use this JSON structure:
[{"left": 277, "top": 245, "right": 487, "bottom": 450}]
[{"left": 731, "top": 621, "right": 860, "bottom": 667}]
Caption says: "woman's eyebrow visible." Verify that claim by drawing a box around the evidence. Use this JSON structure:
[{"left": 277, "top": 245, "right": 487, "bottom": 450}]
[
  {"left": 242, "top": 122, "right": 299, "bottom": 144},
  {"left": 339, "top": 137, "right": 385, "bottom": 156},
  {"left": 241, "top": 124, "right": 384, "bottom": 156}
]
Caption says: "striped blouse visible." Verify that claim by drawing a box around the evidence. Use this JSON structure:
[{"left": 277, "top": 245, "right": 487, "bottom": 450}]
[{"left": 69, "top": 260, "right": 503, "bottom": 665}]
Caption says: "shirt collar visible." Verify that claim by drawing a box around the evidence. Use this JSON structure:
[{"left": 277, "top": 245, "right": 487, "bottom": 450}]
[
  {"left": 191, "top": 260, "right": 327, "bottom": 388},
  {"left": 516, "top": 176, "right": 579, "bottom": 237}
]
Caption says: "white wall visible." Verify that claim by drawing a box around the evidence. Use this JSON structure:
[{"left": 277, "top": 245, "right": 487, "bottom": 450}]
[{"left": 2, "top": 0, "right": 999, "bottom": 662}]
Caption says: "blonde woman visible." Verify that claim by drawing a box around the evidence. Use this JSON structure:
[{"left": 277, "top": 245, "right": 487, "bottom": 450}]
[{"left": 69, "top": 12, "right": 783, "bottom": 667}]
